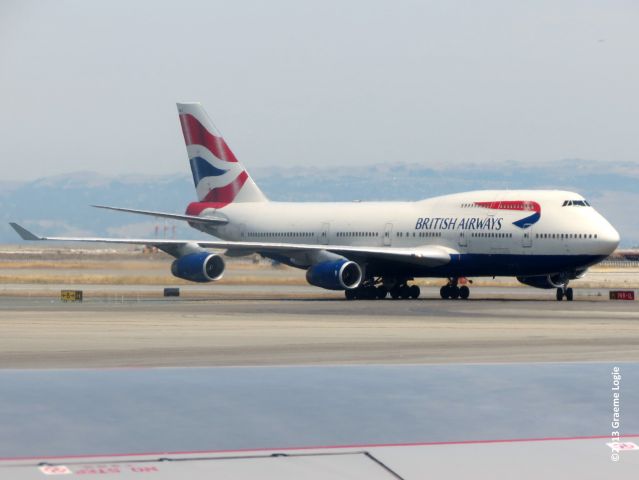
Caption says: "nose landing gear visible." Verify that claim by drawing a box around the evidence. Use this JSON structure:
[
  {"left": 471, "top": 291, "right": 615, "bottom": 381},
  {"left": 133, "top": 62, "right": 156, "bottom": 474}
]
[
  {"left": 556, "top": 286, "right": 574, "bottom": 301},
  {"left": 440, "top": 278, "right": 471, "bottom": 300}
]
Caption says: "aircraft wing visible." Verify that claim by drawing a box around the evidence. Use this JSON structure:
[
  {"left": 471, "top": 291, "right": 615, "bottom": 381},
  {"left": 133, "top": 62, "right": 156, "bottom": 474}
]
[
  {"left": 91, "top": 205, "right": 229, "bottom": 225},
  {"left": 9, "top": 223, "right": 452, "bottom": 267},
  {"left": 5, "top": 437, "right": 638, "bottom": 479}
]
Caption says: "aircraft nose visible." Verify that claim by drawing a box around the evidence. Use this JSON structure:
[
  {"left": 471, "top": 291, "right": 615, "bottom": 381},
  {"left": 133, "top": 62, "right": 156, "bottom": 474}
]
[{"left": 601, "top": 223, "right": 620, "bottom": 255}]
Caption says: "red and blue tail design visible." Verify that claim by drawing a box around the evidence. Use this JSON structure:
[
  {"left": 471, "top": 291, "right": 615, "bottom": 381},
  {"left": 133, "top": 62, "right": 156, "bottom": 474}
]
[
  {"left": 177, "top": 103, "right": 267, "bottom": 208},
  {"left": 475, "top": 200, "right": 541, "bottom": 229}
]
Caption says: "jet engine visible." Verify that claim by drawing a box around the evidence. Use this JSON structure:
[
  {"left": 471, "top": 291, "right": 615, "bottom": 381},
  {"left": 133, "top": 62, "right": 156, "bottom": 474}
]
[
  {"left": 171, "top": 252, "right": 225, "bottom": 283},
  {"left": 306, "top": 259, "right": 362, "bottom": 290},
  {"left": 516, "top": 273, "right": 569, "bottom": 289}
]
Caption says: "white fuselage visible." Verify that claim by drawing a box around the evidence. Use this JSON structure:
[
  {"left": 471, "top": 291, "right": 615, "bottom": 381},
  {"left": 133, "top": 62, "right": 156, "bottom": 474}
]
[{"left": 189, "top": 190, "right": 619, "bottom": 278}]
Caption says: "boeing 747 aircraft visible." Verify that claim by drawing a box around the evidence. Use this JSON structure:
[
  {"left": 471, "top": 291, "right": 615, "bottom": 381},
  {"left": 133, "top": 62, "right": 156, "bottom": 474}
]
[{"left": 10, "top": 103, "right": 620, "bottom": 301}]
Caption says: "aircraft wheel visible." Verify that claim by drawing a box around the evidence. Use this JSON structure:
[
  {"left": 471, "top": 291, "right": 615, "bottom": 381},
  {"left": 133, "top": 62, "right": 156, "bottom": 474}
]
[
  {"left": 357, "top": 287, "right": 371, "bottom": 300},
  {"left": 459, "top": 285, "right": 470, "bottom": 299},
  {"left": 399, "top": 285, "right": 411, "bottom": 299},
  {"left": 345, "top": 289, "right": 356, "bottom": 300},
  {"left": 566, "top": 288, "right": 573, "bottom": 301},
  {"left": 450, "top": 286, "right": 460, "bottom": 300},
  {"left": 409, "top": 285, "right": 420, "bottom": 299},
  {"left": 376, "top": 286, "right": 388, "bottom": 299},
  {"left": 556, "top": 288, "right": 563, "bottom": 301},
  {"left": 390, "top": 287, "right": 401, "bottom": 300},
  {"left": 440, "top": 286, "right": 449, "bottom": 299}
]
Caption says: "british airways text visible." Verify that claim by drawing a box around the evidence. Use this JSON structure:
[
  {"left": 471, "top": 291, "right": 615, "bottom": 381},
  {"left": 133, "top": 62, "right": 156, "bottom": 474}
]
[{"left": 415, "top": 217, "right": 503, "bottom": 231}]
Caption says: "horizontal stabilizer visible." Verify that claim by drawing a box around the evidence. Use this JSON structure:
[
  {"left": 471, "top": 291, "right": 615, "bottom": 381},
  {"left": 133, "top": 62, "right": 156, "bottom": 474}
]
[{"left": 91, "top": 205, "right": 228, "bottom": 225}]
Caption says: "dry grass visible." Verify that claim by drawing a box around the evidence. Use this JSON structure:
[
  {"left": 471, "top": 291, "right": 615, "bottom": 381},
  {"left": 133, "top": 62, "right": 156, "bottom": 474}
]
[
  {"left": 0, "top": 250, "right": 637, "bottom": 288},
  {"left": 0, "top": 259, "right": 280, "bottom": 271},
  {"left": 0, "top": 273, "right": 306, "bottom": 286},
  {"left": 0, "top": 261, "right": 165, "bottom": 270}
]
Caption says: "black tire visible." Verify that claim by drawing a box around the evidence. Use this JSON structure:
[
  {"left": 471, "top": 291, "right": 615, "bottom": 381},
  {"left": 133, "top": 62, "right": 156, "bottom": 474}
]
[
  {"left": 459, "top": 285, "right": 470, "bottom": 299},
  {"left": 450, "top": 286, "right": 460, "bottom": 300},
  {"left": 440, "top": 286, "right": 449, "bottom": 299},
  {"left": 399, "top": 285, "right": 411, "bottom": 299},
  {"left": 376, "top": 286, "right": 388, "bottom": 299},
  {"left": 566, "top": 288, "right": 573, "bottom": 301},
  {"left": 345, "top": 289, "right": 356, "bottom": 300},
  {"left": 390, "top": 287, "right": 400, "bottom": 300},
  {"left": 409, "top": 285, "right": 420, "bottom": 299},
  {"left": 556, "top": 288, "right": 563, "bottom": 301}
]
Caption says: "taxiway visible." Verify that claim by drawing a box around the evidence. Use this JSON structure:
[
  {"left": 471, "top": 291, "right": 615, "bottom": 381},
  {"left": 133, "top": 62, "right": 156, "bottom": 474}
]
[{"left": 0, "top": 290, "right": 637, "bottom": 368}]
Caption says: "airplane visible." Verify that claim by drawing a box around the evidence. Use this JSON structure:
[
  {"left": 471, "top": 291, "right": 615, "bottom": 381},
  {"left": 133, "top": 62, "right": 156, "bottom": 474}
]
[{"left": 10, "top": 103, "right": 620, "bottom": 301}]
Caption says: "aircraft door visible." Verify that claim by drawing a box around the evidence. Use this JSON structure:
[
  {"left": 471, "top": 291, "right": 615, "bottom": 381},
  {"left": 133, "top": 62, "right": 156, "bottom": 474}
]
[
  {"left": 320, "top": 222, "right": 330, "bottom": 245},
  {"left": 383, "top": 223, "right": 393, "bottom": 246},
  {"left": 522, "top": 229, "right": 533, "bottom": 248},
  {"left": 458, "top": 230, "right": 468, "bottom": 248}
]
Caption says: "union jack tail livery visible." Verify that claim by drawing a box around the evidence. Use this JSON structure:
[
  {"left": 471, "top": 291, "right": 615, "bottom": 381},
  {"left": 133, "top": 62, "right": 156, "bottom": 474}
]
[{"left": 177, "top": 103, "right": 267, "bottom": 206}]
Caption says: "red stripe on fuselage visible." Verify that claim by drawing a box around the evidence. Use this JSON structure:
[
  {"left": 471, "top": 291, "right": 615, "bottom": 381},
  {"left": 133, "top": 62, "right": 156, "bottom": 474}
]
[
  {"left": 475, "top": 200, "right": 541, "bottom": 213},
  {"left": 179, "top": 114, "right": 238, "bottom": 163}
]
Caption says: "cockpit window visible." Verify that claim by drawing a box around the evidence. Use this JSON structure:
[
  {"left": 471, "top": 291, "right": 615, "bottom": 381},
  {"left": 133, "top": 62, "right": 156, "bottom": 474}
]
[{"left": 562, "top": 200, "right": 590, "bottom": 207}]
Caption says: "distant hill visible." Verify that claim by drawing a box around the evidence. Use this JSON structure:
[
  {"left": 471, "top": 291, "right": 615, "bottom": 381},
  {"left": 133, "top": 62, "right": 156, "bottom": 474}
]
[{"left": 2, "top": 160, "right": 637, "bottom": 246}]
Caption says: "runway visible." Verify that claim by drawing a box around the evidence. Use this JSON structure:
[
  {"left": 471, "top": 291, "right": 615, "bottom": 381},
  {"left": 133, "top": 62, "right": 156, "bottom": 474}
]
[{"left": 1, "top": 290, "right": 637, "bottom": 368}]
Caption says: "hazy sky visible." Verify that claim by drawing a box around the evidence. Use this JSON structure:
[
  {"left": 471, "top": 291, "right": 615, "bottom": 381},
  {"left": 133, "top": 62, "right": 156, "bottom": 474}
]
[{"left": 1, "top": 0, "right": 638, "bottom": 181}]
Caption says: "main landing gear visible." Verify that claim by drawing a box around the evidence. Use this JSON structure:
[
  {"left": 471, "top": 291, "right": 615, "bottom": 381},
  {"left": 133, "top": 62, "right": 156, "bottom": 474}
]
[
  {"left": 344, "top": 278, "right": 420, "bottom": 300},
  {"left": 556, "top": 286, "right": 574, "bottom": 301},
  {"left": 440, "top": 278, "right": 470, "bottom": 300}
]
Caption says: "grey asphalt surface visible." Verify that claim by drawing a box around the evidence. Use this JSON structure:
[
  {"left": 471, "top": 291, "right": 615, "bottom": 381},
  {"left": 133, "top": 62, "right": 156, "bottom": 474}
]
[{"left": 0, "top": 288, "right": 637, "bottom": 368}]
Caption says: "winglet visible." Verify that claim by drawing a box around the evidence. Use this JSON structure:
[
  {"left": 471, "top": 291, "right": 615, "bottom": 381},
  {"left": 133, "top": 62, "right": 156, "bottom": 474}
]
[{"left": 9, "top": 223, "right": 43, "bottom": 241}]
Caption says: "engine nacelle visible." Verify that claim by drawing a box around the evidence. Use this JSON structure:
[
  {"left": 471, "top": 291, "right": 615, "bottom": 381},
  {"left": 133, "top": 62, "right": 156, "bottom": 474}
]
[
  {"left": 517, "top": 273, "right": 569, "bottom": 289},
  {"left": 306, "top": 259, "right": 362, "bottom": 291},
  {"left": 171, "top": 252, "right": 225, "bottom": 283}
]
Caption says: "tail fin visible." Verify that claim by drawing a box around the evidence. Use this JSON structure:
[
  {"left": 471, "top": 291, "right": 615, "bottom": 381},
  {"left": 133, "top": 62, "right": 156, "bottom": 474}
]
[{"left": 177, "top": 102, "right": 268, "bottom": 206}]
